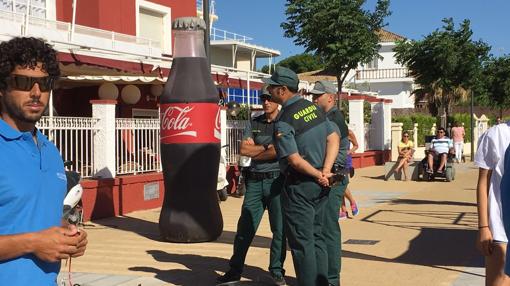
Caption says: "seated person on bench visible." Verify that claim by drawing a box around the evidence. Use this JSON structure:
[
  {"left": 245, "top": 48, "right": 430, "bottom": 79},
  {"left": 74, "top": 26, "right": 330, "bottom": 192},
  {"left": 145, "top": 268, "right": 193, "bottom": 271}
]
[
  {"left": 427, "top": 127, "right": 454, "bottom": 174},
  {"left": 395, "top": 131, "right": 415, "bottom": 181}
]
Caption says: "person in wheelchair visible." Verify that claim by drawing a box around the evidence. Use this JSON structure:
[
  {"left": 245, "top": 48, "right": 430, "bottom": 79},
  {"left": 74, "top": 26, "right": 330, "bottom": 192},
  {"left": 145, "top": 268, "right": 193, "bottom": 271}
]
[{"left": 426, "top": 127, "right": 454, "bottom": 174}]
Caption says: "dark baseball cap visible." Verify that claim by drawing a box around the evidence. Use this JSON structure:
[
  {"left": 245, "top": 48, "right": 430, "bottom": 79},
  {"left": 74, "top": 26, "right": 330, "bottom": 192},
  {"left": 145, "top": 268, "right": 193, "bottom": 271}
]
[
  {"left": 262, "top": 66, "right": 299, "bottom": 90},
  {"left": 260, "top": 85, "right": 271, "bottom": 96},
  {"left": 309, "top": 80, "right": 337, "bottom": 95}
]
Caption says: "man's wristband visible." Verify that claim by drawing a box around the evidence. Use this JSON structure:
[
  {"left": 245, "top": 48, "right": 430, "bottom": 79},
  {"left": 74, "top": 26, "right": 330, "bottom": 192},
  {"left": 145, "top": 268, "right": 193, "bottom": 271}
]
[{"left": 478, "top": 225, "right": 489, "bottom": 229}]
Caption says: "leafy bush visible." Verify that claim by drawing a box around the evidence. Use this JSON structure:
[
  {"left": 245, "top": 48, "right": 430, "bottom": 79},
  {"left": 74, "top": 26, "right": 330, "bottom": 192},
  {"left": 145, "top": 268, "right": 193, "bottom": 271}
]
[{"left": 393, "top": 114, "right": 436, "bottom": 146}]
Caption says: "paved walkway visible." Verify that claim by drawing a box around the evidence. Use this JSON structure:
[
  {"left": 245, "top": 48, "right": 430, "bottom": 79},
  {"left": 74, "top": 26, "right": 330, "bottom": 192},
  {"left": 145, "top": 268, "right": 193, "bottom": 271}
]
[{"left": 60, "top": 163, "right": 485, "bottom": 286}]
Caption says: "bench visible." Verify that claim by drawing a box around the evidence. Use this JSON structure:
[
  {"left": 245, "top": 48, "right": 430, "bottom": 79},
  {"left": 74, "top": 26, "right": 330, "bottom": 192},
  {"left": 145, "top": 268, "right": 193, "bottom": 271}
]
[{"left": 384, "top": 160, "right": 421, "bottom": 181}]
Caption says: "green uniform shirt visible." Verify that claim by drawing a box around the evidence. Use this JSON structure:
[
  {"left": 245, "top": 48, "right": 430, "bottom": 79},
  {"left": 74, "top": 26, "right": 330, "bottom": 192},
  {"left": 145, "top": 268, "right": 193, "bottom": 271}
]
[
  {"left": 242, "top": 114, "right": 280, "bottom": 172},
  {"left": 325, "top": 106, "right": 349, "bottom": 166},
  {"left": 275, "top": 96, "right": 335, "bottom": 173}
]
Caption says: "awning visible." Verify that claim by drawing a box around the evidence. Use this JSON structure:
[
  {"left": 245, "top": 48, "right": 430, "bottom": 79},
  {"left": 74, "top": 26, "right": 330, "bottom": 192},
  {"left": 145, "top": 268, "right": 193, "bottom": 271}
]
[{"left": 63, "top": 75, "right": 166, "bottom": 85}]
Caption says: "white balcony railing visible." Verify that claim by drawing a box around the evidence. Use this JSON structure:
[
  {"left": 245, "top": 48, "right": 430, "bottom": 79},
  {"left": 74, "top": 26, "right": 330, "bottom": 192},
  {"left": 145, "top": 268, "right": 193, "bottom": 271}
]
[
  {"left": 37, "top": 116, "right": 100, "bottom": 178},
  {"left": 210, "top": 27, "right": 253, "bottom": 43},
  {"left": 356, "top": 68, "right": 410, "bottom": 81},
  {"left": 115, "top": 118, "right": 162, "bottom": 175},
  {"left": 0, "top": 9, "right": 161, "bottom": 58}
]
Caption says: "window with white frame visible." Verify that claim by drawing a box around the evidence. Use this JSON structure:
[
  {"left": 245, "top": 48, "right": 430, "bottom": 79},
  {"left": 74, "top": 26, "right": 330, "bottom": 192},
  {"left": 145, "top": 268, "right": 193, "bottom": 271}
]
[
  {"left": 365, "top": 57, "right": 378, "bottom": 69},
  {"left": 0, "top": 0, "right": 48, "bottom": 19},
  {"left": 136, "top": 0, "right": 171, "bottom": 53}
]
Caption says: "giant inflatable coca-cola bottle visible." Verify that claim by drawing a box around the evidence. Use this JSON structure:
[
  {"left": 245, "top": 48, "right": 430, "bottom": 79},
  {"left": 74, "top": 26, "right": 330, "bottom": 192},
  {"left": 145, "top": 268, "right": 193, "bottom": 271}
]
[{"left": 159, "top": 17, "right": 223, "bottom": 242}]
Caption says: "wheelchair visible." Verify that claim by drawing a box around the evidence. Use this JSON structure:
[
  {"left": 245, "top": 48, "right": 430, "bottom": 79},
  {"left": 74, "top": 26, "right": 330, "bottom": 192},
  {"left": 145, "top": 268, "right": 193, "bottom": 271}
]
[
  {"left": 418, "top": 136, "right": 456, "bottom": 182},
  {"left": 419, "top": 151, "right": 456, "bottom": 182}
]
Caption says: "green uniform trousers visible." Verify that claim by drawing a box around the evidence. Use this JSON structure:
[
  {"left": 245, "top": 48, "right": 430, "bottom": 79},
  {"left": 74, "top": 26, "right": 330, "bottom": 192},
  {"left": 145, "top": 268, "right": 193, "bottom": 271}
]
[
  {"left": 282, "top": 180, "right": 329, "bottom": 286},
  {"left": 229, "top": 175, "right": 286, "bottom": 276},
  {"left": 323, "top": 178, "right": 348, "bottom": 286}
]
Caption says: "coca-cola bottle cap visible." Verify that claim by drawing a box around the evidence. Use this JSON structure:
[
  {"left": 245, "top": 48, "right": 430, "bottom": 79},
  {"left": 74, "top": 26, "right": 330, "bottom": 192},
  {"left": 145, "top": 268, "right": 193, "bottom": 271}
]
[{"left": 172, "top": 17, "right": 206, "bottom": 31}]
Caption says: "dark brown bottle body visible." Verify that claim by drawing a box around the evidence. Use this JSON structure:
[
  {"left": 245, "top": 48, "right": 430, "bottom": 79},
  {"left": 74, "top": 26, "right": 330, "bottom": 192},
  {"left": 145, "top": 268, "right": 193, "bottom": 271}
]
[{"left": 159, "top": 56, "right": 223, "bottom": 242}]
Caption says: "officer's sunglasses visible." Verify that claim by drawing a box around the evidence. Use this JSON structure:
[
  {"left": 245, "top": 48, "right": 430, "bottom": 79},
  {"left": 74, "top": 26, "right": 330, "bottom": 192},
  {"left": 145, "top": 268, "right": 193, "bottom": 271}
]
[
  {"left": 7, "top": 75, "right": 56, "bottom": 92},
  {"left": 260, "top": 95, "right": 272, "bottom": 102}
]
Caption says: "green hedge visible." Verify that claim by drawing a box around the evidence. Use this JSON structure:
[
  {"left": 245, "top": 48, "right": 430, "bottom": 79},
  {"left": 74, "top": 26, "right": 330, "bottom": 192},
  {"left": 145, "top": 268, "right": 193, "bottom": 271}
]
[
  {"left": 393, "top": 114, "right": 437, "bottom": 146},
  {"left": 393, "top": 113, "right": 474, "bottom": 146}
]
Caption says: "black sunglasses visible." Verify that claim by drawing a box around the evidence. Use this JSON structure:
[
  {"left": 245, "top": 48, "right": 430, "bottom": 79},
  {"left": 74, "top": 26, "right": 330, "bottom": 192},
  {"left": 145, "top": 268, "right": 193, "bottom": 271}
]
[
  {"left": 260, "top": 95, "right": 272, "bottom": 102},
  {"left": 8, "top": 75, "right": 56, "bottom": 92}
]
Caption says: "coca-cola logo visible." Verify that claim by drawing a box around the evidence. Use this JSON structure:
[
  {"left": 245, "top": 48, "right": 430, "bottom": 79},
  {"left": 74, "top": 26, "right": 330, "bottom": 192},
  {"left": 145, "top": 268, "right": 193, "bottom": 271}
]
[
  {"left": 160, "top": 103, "right": 220, "bottom": 144},
  {"left": 214, "top": 108, "right": 221, "bottom": 140},
  {"left": 161, "top": 106, "right": 197, "bottom": 138}
]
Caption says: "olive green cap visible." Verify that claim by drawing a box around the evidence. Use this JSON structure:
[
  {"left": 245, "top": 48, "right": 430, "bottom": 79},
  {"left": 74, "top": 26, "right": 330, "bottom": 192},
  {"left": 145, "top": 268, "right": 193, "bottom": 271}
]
[
  {"left": 309, "top": 80, "right": 337, "bottom": 95},
  {"left": 262, "top": 66, "right": 299, "bottom": 90}
]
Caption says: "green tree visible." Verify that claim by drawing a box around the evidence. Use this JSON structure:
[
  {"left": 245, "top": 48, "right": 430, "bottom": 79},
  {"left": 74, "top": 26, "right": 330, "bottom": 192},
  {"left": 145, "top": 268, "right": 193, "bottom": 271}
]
[
  {"left": 260, "top": 53, "right": 323, "bottom": 74},
  {"left": 260, "top": 64, "right": 275, "bottom": 74},
  {"left": 281, "top": 0, "right": 391, "bottom": 105},
  {"left": 394, "top": 18, "right": 490, "bottom": 128},
  {"left": 277, "top": 53, "right": 325, "bottom": 74},
  {"left": 480, "top": 56, "right": 510, "bottom": 118}
]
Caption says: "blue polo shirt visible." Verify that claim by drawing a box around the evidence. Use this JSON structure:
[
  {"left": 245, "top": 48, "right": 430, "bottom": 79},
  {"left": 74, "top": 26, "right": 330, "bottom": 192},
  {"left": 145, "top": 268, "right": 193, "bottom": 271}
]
[{"left": 0, "top": 119, "right": 66, "bottom": 285}]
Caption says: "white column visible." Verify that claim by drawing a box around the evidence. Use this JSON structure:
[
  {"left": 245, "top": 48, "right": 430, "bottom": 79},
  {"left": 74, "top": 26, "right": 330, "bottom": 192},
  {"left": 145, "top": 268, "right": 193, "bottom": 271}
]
[
  {"left": 91, "top": 100, "right": 117, "bottom": 178},
  {"left": 383, "top": 101, "right": 392, "bottom": 150},
  {"left": 370, "top": 102, "right": 384, "bottom": 150},
  {"left": 391, "top": 123, "right": 403, "bottom": 161},
  {"left": 348, "top": 99, "right": 365, "bottom": 153}
]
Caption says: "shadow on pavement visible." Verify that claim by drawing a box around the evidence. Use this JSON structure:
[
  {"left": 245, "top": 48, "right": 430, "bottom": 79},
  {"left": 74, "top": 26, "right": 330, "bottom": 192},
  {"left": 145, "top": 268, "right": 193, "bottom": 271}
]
[
  {"left": 129, "top": 250, "right": 298, "bottom": 286},
  {"left": 91, "top": 215, "right": 274, "bottom": 248},
  {"left": 362, "top": 175, "right": 386, "bottom": 180},
  {"left": 389, "top": 198, "right": 476, "bottom": 207},
  {"left": 345, "top": 207, "right": 484, "bottom": 276}
]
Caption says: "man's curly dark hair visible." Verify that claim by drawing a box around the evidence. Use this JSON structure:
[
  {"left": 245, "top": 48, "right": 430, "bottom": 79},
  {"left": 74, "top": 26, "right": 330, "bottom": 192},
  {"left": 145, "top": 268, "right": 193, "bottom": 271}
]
[{"left": 0, "top": 37, "right": 60, "bottom": 93}]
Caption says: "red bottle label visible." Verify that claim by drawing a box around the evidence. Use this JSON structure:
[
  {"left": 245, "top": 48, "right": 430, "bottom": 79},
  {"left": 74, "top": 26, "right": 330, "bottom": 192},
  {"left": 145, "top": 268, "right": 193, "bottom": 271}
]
[{"left": 160, "top": 103, "right": 221, "bottom": 144}]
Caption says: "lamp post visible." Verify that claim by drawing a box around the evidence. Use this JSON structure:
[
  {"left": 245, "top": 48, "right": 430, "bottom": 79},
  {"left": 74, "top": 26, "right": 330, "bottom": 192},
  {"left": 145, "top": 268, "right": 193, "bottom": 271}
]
[{"left": 203, "top": 0, "right": 210, "bottom": 67}]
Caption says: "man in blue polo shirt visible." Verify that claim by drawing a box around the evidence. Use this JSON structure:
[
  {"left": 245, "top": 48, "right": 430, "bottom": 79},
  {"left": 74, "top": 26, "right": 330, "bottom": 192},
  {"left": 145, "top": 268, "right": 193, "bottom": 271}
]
[{"left": 0, "top": 37, "right": 88, "bottom": 285}]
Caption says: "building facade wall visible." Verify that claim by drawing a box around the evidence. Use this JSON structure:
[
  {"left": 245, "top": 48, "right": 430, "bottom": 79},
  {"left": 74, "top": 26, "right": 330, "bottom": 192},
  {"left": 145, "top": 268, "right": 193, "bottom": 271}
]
[{"left": 55, "top": 0, "right": 195, "bottom": 35}]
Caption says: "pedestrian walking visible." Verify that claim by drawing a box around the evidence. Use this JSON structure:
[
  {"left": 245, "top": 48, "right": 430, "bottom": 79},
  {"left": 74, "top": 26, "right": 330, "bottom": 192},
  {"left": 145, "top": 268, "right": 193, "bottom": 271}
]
[
  {"left": 264, "top": 66, "right": 339, "bottom": 286},
  {"left": 475, "top": 121, "right": 510, "bottom": 286},
  {"left": 339, "top": 129, "right": 360, "bottom": 219},
  {"left": 217, "top": 86, "right": 286, "bottom": 285},
  {"left": 451, "top": 121, "right": 465, "bottom": 163},
  {"left": 0, "top": 37, "right": 88, "bottom": 285},
  {"left": 310, "top": 80, "right": 349, "bottom": 286}
]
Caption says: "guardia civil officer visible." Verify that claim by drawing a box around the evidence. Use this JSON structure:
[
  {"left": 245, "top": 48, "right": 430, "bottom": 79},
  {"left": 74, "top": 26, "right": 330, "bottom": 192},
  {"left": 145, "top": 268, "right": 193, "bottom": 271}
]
[
  {"left": 217, "top": 86, "right": 287, "bottom": 285},
  {"left": 310, "top": 80, "right": 349, "bottom": 286},
  {"left": 264, "top": 67, "right": 339, "bottom": 286}
]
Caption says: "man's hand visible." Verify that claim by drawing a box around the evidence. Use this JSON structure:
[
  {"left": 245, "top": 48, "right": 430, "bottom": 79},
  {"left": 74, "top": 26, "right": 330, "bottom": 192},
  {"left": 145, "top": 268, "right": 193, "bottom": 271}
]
[
  {"left": 317, "top": 172, "right": 331, "bottom": 187},
  {"left": 67, "top": 225, "right": 88, "bottom": 258},
  {"left": 245, "top": 138, "right": 255, "bottom": 145},
  {"left": 32, "top": 226, "right": 87, "bottom": 262},
  {"left": 476, "top": 227, "right": 493, "bottom": 256}
]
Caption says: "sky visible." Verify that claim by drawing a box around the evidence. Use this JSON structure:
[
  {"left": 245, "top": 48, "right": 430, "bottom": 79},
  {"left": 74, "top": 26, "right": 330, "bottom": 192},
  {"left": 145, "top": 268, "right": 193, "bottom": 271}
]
[{"left": 212, "top": 0, "right": 510, "bottom": 63}]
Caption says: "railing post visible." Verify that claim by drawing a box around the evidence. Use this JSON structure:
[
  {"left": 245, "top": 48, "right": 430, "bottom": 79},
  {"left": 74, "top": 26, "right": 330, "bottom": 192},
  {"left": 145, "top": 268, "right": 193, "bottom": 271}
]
[
  {"left": 413, "top": 123, "right": 419, "bottom": 146},
  {"left": 90, "top": 100, "right": 117, "bottom": 178}
]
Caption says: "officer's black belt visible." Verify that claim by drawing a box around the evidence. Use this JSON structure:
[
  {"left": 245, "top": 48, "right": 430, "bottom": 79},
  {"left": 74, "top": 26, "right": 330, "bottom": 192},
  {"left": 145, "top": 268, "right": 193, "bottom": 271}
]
[
  {"left": 246, "top": 171, "right": 281, "bottom": 180},
  {"left": 285, "top": 168, "right": 318, "bottom": 185}
]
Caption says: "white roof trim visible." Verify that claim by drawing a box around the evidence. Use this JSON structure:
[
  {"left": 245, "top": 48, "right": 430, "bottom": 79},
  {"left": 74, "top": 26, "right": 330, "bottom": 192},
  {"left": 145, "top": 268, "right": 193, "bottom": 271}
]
[{"left": 65, "top": 75, "right": 166, "bottom": 83}]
